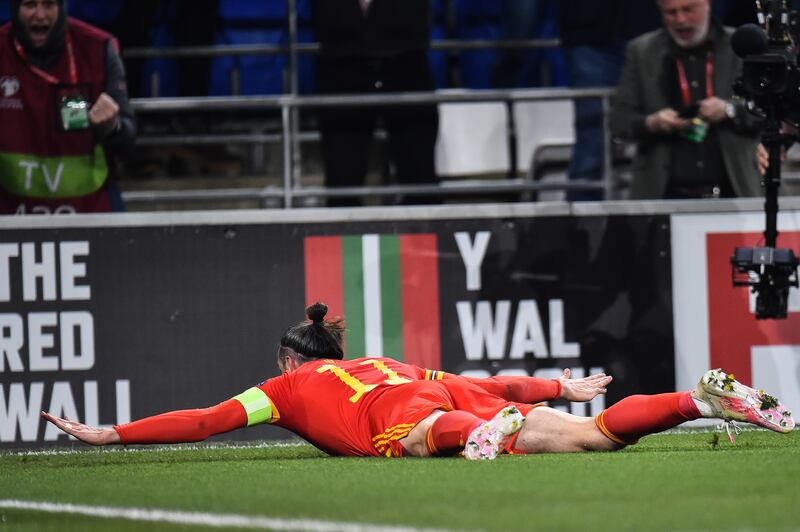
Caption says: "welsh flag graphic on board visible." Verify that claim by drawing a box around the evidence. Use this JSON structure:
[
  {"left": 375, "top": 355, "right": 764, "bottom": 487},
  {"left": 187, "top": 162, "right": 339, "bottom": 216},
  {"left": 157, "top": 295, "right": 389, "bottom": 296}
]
[{"left": 304, "top": 234, "right": 441, "bottom": 369}]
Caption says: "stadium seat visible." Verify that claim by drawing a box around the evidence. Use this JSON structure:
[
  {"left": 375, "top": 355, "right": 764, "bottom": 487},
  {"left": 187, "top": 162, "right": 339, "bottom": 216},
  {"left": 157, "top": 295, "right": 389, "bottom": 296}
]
[
  {"left": 139, "top": 24, "right": 180, "bottom": 97},
  {"left": 429, "top": 25, "right": 449, "bottom": 89},
  {"left": 527, "top": 8, "right": 568, "bottom": 87},
  {"left": 219, "top": 0, "right": 311, "bottom": 25},
  {"left": 453, "top": 0, "right": 501, "bottom": 25},
  {"left": 67, "top": 0, "right": 123, "bottom": 31},
  {"left": 209, "top": 28, "right": 287, "bottom": 95},
  {"left": 513, "top": 100, "right": 575, "bottom": 200},
  {"left": 456, "top": 23, "right": 501, "bottom": 89},
  {"left": 296, "top": 27, "right": 316, "bottom": 94},
  {"left": 435, "top": 101, "right": 509, "bottom": 177},
  {"left": 452, "top": 0, "right": 502, "bottom": 89},
  {"left": 486, "top": 0, "right": 567, "bottom": 89},
  {"left": 513, "top": 100, "right": 574, "bottom": 172},
  {"left": 431, "top": 0, "right": 448, "bottom": 24},
  {"left": 0, "top": 0, "right": 11, "bottom": 25},
  {"left": 219, "top": 0, "right": 285, "bottom": 24},
  {"left": 297, "top": 0, "right": 312, "bottom": 24},
  {"left": 215, "top": 0, "right": 313, "bottom": 95},
  {"left": 428, "top": 0, "right": 450, "bottom": 88}
]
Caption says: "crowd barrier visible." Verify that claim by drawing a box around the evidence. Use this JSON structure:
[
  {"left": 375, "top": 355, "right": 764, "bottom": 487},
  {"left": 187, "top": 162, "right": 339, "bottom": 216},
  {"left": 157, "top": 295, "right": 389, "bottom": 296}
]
[{"left": 129, "top": 87, "right": 614, "bottom": 208}]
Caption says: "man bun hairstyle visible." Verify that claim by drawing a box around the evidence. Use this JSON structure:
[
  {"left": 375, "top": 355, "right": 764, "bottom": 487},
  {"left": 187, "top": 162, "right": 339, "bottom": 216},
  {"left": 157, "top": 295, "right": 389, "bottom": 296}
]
[
  {"left": 279, "top": 302, "right": 345, "bottom": 361},
  {"left": 306, "top": 301, "right": 328, "bottom": 324}
]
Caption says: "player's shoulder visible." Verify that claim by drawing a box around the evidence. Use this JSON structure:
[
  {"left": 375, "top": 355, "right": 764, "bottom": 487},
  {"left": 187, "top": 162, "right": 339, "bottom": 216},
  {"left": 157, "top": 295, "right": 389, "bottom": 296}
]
[
  {"left": 324, "top": 356, "right": 421, "bottom": 376},
  {"left": 337, "top": 356, "right": 404, "bottom": 365}
]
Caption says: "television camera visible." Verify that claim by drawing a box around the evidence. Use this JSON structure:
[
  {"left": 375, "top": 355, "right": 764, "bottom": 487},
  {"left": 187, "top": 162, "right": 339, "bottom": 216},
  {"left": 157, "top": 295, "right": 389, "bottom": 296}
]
[{"left": 730, "top": 0, "right": 800, "bottom": 319}]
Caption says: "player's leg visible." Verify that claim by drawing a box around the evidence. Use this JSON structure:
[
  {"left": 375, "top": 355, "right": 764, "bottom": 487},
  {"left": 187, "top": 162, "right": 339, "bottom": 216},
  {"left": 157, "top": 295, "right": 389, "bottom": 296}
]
[
  {"left": 513, "top": 406, "right": 623, "bottom": 453},
  {"left": 462, "top": 405, "right": 526, "bottom": 459},
  {"left": 399, "top": 409, "right": 500, "bottom": 458},
  {"left": 394, "top": 378, "right": 531, "bottom": 459},
  {"left": 405, "top": 394, "right": 690, "bottom": 456},
  {"left": 594, "top": 370, "right": 794, "bottom": 445},
  {"left": 391, "top": 369, "right": 794, "bottom": 458},
  {"left": 514, "top": 390, "right": 704, "bottom": 452},
  {"left": 514, "top": 369, "right": 796, "bottom": 453},
  {"left": 400, "top": 406, "right": 526, "bottom": 459}
]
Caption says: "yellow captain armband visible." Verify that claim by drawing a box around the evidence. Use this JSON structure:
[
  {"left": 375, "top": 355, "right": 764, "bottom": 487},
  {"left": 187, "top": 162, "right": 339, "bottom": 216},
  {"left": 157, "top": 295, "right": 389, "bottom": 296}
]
[{"left": 233, "top": 387, "right": 279, "bottom": 426}]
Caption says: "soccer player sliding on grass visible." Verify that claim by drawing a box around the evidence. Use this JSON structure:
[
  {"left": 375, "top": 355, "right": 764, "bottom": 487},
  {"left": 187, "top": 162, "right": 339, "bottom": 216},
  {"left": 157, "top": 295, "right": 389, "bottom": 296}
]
[{"left": 43, "top": 303, "right": 795, "bottom": 459}]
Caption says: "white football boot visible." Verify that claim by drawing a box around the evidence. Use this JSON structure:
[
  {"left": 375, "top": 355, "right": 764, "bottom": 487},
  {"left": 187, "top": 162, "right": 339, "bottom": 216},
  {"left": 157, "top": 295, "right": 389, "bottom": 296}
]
[
  {"left": 463, "top": 405, "right": 525, "bottom": 460},
  {"left": 694, "top": 369, "right": 795, "bottom": 436}
]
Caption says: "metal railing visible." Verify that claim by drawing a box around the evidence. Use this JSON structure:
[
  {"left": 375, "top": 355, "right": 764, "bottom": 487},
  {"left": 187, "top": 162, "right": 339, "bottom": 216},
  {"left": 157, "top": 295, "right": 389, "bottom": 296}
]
[
  {"left": 123, "top": 39, "right": 563, "bottom": 60},
  {"left": 120, "top": 0, "right": 588, "bottom": 208},
  {"left": 128, "top": 87, "right": 615, "bottom": 208}
]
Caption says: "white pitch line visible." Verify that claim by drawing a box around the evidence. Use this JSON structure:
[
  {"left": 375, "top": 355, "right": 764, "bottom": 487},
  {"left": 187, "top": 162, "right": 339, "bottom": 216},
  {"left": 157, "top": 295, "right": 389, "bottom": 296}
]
[
  {"left": 1, "top": 440, "right": 309, "bottom": 458},
  {"left": 0, "top": 500, "right": 469, "bottom": 532}
]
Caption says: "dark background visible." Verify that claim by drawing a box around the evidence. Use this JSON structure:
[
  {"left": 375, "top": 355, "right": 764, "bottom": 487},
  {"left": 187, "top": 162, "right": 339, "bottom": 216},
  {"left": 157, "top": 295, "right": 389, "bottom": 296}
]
[{"left": 1, "top": 214, "right": 673, "bottom": 448}]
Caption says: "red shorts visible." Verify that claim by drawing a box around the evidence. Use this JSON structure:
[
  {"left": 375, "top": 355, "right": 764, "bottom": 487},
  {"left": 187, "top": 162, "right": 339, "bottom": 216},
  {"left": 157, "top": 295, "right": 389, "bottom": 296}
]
[{"left": 368, "top": 379, "right": 535, "bottom": 457}]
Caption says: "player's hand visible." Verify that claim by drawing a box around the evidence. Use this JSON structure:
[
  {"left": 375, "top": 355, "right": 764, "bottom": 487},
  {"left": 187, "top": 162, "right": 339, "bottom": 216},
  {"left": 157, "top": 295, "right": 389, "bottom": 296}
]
[
  {"left": 698, "top": 97, "right": 727, "bottom": 123},
  {"left": 557, "top": 368, "right": 612, "bottom": 402},
  {"left": 645, "top": 108, "right": 690, "bottom": 134},
  {"left": 88, "top": 92, "right": 120, "bottom": 137},
  {"left": 40, "top": 411, "right": 121, "bottom": 446}
]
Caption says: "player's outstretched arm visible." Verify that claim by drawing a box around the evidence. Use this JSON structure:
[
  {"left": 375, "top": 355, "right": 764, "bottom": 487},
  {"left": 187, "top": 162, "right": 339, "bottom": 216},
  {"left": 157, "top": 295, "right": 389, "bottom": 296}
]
[
  {"left": 557, "top": 368, "right": 612, "bottom": 402},
  {"left": 452, "top": 368, "right": 612, "bottom": 404},
  {"left": 41, "top": 411, "right": 121, "bottom": 446},
  {"left": 41, "top": 398, "right": 248, "bottom": 446}
]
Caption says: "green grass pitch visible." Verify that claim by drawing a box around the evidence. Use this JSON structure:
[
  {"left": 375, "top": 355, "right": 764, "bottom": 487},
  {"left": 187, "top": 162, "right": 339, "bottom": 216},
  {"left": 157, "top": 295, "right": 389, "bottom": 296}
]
[{"left": 1, "top": 429, "right": 798, "bottom": 531}]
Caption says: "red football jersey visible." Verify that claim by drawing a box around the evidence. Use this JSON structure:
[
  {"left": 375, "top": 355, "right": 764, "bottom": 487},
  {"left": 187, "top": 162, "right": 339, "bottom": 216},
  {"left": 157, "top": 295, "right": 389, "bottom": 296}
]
[
  {"left": 114, "top": 356, "right": 560, "bottom": 454},
  {"left": 255, "top": 357, "right": 524, "bottom": 457}
]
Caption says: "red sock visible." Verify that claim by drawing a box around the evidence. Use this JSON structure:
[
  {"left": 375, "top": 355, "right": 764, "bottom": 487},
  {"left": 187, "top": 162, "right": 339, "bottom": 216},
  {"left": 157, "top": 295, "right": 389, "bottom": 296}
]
[
  {"left": 596, "top": 392, "right": 702, "bottom": 445},
  {"left": 425, "top": 411, "right": 483, "bottom": 456}
]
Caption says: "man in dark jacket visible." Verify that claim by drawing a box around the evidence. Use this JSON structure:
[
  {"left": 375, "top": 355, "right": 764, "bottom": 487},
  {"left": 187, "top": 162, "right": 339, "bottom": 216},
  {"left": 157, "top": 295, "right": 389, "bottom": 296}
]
[
  {"left": 610, "top": 0, "right": 761, "bottom": 199},
  {"left": 312, "top": 0, "right": 439, "bottom": 206}
]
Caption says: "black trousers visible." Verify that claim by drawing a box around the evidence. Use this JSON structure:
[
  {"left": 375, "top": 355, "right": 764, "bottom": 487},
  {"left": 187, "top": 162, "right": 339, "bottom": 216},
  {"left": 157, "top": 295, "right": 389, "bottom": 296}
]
[{"left": 317, "top": 51, "right": 439, "bottom": 206}]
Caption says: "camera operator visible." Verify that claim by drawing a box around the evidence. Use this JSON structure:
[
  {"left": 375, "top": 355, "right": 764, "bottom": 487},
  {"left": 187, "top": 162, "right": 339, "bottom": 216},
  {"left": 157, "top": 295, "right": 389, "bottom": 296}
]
[{"left": 611, "top": 0, "right": 762, "bottom": 199}]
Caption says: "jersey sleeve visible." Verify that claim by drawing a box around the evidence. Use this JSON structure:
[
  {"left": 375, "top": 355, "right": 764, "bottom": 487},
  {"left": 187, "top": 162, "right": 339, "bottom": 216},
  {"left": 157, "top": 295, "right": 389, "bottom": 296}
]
[
  {"left": 444, "top": 373, "right": 562, "bottom": 403},
  {"left": 415, "top": 365, "right": 446, "bottom": 381},
  {"left": 415, "top": 365, "right": 561, "bottom": 403},
  {"left": 113, "top": 377, "right": 285, "bottom": 444},
  {"left": 232, "top": 384, "right": 281, "bottom": 426},
  {"left": 113, "top": 398, "right": 248, "bottom": 444}
]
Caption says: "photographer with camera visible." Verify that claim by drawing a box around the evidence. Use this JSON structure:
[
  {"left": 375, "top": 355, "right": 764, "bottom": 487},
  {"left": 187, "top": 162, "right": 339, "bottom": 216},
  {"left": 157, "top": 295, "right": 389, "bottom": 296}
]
[{"left": 611, "top": 0, "right": 762, "bottom": 199}]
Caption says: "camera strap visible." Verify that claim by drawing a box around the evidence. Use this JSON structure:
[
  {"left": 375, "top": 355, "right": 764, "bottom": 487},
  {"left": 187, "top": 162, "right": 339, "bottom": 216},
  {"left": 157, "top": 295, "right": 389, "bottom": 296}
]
[{"left": 675, "top": 52, "right": 714, "bottom": 106}]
